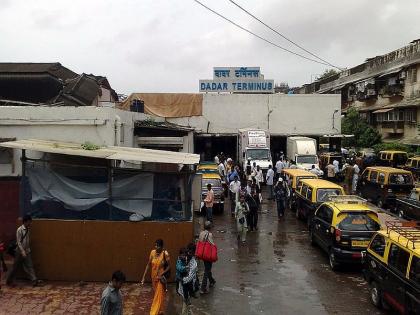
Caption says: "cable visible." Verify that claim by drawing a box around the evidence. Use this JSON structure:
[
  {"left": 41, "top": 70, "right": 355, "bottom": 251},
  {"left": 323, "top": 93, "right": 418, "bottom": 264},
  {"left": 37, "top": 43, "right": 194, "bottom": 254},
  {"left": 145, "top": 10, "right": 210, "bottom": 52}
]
[
  {"left": 228, "top": 0, "right": 343, "bottom": 70},
  {"left": 193, "top": 0, "right": 331, "bottom": 67}
]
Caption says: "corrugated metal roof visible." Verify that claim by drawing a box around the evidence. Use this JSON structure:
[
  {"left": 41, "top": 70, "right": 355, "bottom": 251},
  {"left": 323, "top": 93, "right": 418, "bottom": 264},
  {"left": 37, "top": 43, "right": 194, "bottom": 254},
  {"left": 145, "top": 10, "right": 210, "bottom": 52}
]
[{"left": 0, "top": 139, "right": 200, "bottom": 165}]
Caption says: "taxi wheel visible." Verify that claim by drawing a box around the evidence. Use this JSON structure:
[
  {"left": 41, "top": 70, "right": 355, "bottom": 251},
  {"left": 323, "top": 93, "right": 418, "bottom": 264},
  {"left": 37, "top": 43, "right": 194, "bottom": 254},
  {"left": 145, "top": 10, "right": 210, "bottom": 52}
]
[
  {"left": 370, "top": 282, "right": 382, "bottom": 309},
  {"left": 329, "top": 250, "right": 339, "bottom": 271}
]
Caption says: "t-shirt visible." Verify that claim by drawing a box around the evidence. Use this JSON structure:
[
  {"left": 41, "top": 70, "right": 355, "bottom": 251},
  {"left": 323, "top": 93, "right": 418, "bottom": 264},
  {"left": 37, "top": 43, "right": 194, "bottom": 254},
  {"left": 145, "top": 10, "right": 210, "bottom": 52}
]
[
  {"left": 266, "top": 169, "right": 275, "bottom": 185},
  {"left": 275, "top": 160, "right": 283, "bottom": 173},
  {"left": 327, "top": 164, "right": 336, "bottom": 178}
]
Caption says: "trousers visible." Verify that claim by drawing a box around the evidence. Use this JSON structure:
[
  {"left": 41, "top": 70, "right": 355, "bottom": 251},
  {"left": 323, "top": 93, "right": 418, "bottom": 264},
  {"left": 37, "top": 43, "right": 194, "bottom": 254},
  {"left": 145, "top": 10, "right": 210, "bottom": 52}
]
[
  {"left": 201, "top": 261, "right": 215, "bottom": 290},
  {"left": 7, "top": 251, "right": 37, "bottom": 283}
]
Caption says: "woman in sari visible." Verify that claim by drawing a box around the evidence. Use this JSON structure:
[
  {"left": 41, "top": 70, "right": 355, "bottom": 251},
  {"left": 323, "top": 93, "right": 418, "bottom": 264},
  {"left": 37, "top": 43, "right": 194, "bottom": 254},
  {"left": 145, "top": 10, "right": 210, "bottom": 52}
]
[{"left": 141, "top": 239, "right": 170, "bottom": 315}]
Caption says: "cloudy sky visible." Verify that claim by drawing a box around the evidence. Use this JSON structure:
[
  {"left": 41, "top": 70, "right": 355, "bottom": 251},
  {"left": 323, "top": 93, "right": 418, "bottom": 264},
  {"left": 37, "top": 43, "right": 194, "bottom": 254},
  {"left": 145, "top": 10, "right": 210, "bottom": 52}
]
[{"left": 0, "top": 0, "right": 419, "bottom": 94}]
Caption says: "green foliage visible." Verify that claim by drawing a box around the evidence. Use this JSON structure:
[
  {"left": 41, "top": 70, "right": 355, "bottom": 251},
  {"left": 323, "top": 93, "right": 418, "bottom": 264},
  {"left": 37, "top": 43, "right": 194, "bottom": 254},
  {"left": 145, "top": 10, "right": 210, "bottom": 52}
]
[
  {"left": 342, "top": 108, "right": 382, "bottom": 148},
  {"left": 317, "top": 69, "right": 339, "bottom": 81},
  {"left": 372, "top": 142, "right": 411, "bottom": 154},
  {"left": 81, "top": 142, "right": 101, "bottom": 150}
]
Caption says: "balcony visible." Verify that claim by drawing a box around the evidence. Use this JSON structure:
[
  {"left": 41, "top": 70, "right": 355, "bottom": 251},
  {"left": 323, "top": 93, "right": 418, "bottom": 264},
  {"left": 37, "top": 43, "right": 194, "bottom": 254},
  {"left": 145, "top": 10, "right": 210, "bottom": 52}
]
[{"left": 380, "top": 121, "right": 405, "bottom": 133}]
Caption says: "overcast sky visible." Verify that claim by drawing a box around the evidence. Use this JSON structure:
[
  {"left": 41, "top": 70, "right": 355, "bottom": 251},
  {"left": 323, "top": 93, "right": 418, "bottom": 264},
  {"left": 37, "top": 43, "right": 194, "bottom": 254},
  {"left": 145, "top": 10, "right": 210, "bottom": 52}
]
[{"left": 0, "top": 0, "right": 419, "bottom": 94}]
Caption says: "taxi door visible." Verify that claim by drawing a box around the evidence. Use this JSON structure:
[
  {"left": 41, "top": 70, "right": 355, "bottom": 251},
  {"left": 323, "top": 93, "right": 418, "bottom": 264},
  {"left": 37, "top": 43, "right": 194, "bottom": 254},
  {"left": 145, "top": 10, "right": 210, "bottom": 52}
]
[
  {"left": 384, "top": 243, "right": 410, "bottom": 314},
  {"left": 312, "top": 205, "right": 333, "bottom": 251}
]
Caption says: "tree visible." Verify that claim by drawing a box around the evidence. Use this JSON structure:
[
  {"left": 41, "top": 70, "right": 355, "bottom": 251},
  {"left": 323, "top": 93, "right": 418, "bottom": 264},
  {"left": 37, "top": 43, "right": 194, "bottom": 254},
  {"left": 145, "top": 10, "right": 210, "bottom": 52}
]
[
  {"left": 317, "top": 69, "right": 339, "bottom": 81},
  {"left": 342, "top": 108, "right": 381, "bottom": 148}
]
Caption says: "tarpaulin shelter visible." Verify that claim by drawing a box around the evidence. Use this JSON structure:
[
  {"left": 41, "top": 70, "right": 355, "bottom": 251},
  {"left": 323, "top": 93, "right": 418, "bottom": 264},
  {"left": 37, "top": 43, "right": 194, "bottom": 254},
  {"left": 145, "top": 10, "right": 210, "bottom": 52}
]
[
  {"left": 118, "top": 93, "right": 203, "bottom": 117},
  {"left": 0, "top": 139, "right": 201, "bottom": 281}
]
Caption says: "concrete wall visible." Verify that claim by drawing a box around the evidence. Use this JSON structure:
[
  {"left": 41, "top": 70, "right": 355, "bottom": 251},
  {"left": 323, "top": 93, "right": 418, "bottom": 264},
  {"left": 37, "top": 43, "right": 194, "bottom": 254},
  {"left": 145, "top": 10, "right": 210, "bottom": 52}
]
[
  {"left": 168, "top": 94, "right": 341, "bottom": 135},
  {"left": 0, "top": 105, "right": 161, "bottom": 176}
]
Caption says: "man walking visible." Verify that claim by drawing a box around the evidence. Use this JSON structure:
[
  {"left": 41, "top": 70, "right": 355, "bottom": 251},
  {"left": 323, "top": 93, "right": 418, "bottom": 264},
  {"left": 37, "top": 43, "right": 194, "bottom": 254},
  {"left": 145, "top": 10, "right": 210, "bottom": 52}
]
[
  {"left": 101, "top": 270, "right": 126, "bottom": 315},
  {"left": 199, "top": 221, "right": 216, "bottom": 294},
  {"left": 6, "top": 215, "right": 41, "bottom": 287},
  {"left": 274, "top": 178, "right": 287, "bottom": 220},
  {"left": 204, "top": 183, "right": 214, "bottom": 223},
  {"left": 352, "top": 163, "right": 360, "bottom": 193},
  {"left": 275, "top": 158, "right": 283, "bottom": 181},
  {"left": 229, "top": 175, "right": 241, "bottom": 216},
  {"left": 235, "top": 195, "right": 249, "bottom": 243},
  {"left": 266, "top": 165, "right": 275, "bottom": 200}
]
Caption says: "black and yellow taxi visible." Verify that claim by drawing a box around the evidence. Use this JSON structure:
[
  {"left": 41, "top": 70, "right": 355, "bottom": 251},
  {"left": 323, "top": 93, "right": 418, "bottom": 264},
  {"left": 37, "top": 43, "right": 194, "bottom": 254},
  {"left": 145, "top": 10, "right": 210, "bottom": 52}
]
[
  {"left": 363, "top": 221, "right": 419, "bottom": 314},
  {"left": 404, "top": 156, "right": 420, "bottom": 180},
  {"left": 295, "top": 178, "right": 344, "bottom": 223},
  {"left": 357, "top": 166, "right": 414, "bottom": 209},
  {"left": 281, "top": 169, "right": 317, "bottom": 211},
  {"left": 319, "top": 152, "right": 345, "bottom": 175},
  {"left": 378, "top": 150, "right": 408, "bottom": 168},
  {"left": 309, "top": 195, "right": 381, "bottom": 270},
  {"left": 395, "top": 188, "right": 420, "bottom": 221},
  {"left": 199, "top": 172, "right": 224, "bottom": 213}
]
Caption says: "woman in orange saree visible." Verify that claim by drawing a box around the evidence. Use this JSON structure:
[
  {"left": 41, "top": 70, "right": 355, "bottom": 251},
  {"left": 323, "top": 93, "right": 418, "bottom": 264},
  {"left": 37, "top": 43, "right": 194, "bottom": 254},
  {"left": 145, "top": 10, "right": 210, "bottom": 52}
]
[{"left": 141, "top": 239, "right": 170, "bottom": 315}]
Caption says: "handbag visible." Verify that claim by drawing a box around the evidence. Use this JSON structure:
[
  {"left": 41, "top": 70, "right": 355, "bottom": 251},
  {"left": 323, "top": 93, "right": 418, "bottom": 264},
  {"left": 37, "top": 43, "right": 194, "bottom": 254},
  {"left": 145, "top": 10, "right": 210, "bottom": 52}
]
[
  {"left": 195, "top": 232, "right": 218, "bottom": 263},
  {"left": 7, "top": 228, "right": 28, "bottom": 257}
]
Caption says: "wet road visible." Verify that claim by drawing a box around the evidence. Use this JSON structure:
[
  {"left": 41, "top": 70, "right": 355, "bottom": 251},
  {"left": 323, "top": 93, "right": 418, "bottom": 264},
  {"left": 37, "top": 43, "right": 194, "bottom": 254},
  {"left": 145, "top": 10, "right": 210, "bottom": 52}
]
[{"left": 175, "top": 196, "right": 388, "bottom": 315}]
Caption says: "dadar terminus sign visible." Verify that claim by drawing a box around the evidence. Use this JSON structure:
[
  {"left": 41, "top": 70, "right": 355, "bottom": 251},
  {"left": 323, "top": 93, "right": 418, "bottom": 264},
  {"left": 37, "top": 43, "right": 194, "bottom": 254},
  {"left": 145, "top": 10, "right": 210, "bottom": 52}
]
[{"left": 199, "top": 67, "right": 274, "bottom": 93}]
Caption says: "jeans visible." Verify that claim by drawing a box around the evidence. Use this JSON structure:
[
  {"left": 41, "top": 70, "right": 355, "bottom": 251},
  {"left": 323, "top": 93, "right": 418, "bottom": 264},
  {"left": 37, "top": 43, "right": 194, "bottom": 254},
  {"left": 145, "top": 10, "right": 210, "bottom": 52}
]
[
  {"left": 201, "top": 261, "right": 215, "bottom": 290},
  {"left": 7, "top": 251, "right": 37, "bottom": 284},
  {"left": 206, "top": 207, "right": 213, "bottom": 222},
  {"left": 276, "top": 199, "right": 285, "bottom": 218}
]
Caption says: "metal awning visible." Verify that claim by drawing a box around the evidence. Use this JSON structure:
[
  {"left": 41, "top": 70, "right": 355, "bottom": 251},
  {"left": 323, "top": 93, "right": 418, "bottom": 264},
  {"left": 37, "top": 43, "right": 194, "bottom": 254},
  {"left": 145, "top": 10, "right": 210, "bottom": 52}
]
[
  {"left": 322, "top": 134, "right": 354, "bottom": 138},
  {"left": 0, "top": 139, "right": 200, "bottom": 165},
  {"left": 378, "top": 67, "right": 403, "bottom": 78},
  {"left": 372, "top": 108, "right": 393, "bottom": 114}
]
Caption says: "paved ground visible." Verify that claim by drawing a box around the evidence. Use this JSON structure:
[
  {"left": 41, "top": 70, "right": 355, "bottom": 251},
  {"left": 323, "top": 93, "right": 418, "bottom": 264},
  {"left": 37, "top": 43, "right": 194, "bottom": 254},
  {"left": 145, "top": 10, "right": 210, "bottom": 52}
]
[{"left": 0, "top": 191, "right": 394, "bottom": 315}]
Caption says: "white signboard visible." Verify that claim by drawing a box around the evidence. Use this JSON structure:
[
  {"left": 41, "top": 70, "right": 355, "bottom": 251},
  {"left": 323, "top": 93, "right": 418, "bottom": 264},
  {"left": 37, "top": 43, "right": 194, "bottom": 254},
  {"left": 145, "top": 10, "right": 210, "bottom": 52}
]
[
  {"left": 199, "top": 67, "right": 274, "bottom": 94},
  {"left": 248, "top": 130, "right": 267, "bottom": 147}
]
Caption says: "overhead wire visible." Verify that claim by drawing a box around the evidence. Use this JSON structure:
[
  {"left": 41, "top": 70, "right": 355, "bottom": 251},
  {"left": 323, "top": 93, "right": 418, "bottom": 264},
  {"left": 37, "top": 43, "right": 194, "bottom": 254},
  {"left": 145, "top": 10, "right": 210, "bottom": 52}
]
[
  {"left": 228, "top": 0, "right": 343, "bottom": 70},
  {"left": 192, "top": 0, "right": 332, "bottom": 67}
]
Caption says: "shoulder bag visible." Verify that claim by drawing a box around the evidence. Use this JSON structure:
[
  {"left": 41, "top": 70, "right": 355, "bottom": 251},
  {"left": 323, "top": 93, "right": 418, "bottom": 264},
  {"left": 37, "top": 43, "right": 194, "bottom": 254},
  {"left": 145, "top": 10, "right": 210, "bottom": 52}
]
[{"left": 195, "top": 232, "right": 218, "bottom": 263}]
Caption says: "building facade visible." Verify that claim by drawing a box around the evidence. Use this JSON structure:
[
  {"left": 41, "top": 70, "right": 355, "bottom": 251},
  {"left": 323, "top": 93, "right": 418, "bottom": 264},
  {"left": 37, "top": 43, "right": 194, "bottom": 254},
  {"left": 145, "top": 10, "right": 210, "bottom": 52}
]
[{"left": 297, "top": 40, "right": 420, "bottom": 146}]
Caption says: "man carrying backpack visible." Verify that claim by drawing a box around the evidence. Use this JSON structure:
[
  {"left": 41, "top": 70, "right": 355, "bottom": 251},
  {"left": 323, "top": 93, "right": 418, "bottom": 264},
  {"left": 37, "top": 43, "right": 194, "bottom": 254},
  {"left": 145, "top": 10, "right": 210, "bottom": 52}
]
[{"left": 6, "top": 215, "right": 41, "bottom": 287}]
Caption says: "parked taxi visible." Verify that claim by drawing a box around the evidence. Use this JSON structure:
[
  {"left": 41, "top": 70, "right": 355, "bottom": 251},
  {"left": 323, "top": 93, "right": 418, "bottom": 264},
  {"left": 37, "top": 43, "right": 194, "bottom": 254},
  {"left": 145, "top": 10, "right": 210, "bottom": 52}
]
[
  {"left": 309, "top": 195, "right": 381, "bottom": 270},
  {"left": 357, "top": 166, "right": 414, "bottom": 209},
  {"left": 319, "top": 152, "right": 345, "bottom": 173},
  {"left": 404, "top": 156, "right": 420, "bottom": 180},
  {"left": 395, "top": 188, "right": 420, "bottom": 221},
  {"left": 282, "top": 169, "right": 318, "bottom": 211},
  {"left": 364, "top": 221, "right": 419, "bottom": 314},
  {"left": 377, "top": 150, "right": 408, "bottom": 168},
  {"left": 200, "top": 172, "right": 224, "bottom": 213},
  {"left": 295, "top": 178, "right": 344, "bottom": 223}
]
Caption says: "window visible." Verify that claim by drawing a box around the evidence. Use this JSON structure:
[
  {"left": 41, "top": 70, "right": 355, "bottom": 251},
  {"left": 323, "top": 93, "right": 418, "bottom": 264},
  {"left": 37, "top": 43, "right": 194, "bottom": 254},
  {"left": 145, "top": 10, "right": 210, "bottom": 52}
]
[
  {"left": 316, "top": 188, "right": 342, "bottom": 202},
  {"left": 388, "top": 244, "right": 410, "bottom": 276},
  {"left": 316, "top": 206, "right": 333, "bottom": 224},
  {"left": 301, "top": 185, "right": 308, "bottom": 199},
  {"left": 412, "top": 68, "right": 418, "bottom": 83},
  {"left": 409, "top": 256, "right": 420, "bottom": 286},
  {"left": 405, "top": 109, "right": 417, "bottom": 123},
  {"left": 297, "top": 181, "right": 303, "bottom": 193},
  {"left": 369, "top": 234, "right": 386, "bottom": 257},
  {"left": 307, "top": 188, "right": 313, "bottom": 200},
  {"left": 370, "top": 171, "right": 378, "bottom": 183},
  {"left": 386, "top": 153, "right": 391, "bottom": 160},
  {"left": 389, "top": 173, "right": 413, "bottom": 185},
  {"left": 338, "top": 213, "right": 380, "bottom": 231},
  {"left": 361, "top": 170, "right": 369, "bottom": 181},
  {"left": 378, "top": 173, "right": 385, "bottom": 184}
]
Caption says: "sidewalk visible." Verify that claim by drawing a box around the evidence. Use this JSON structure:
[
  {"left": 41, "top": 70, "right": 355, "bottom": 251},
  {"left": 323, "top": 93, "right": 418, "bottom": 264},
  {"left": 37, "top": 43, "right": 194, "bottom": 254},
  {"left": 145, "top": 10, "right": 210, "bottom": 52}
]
[{"left": 0, "top": 281, "right": 158, "bottom": 315}]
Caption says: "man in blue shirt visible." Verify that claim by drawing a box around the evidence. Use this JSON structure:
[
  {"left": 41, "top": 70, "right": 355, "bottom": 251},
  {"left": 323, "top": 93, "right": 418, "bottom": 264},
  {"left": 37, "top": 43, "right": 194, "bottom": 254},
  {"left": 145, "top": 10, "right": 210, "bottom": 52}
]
[{"left": 101, "top": 270, "right": 126, "bottom": 315}]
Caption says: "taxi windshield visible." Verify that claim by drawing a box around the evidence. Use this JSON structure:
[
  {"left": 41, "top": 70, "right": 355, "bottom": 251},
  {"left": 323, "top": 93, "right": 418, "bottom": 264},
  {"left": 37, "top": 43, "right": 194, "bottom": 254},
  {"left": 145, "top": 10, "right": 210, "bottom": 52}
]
[
  {"left": 202, "top": 179, "right": 221, "bottom": 190},
  {"left": 337, "top": 213, "right": 380, "bottom": 231},
  {"left": 316, "top": 188, "right": 342, "bottom": 202},
  {"left": 389, "top": 173, "right": 413, "bottom": 185}
]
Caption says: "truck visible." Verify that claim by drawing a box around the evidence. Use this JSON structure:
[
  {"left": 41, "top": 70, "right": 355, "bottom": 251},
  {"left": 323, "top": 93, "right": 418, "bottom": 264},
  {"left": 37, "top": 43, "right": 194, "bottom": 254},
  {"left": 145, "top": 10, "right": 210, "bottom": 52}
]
[
  {"left": 286, "top": 136, "right": 319, "bottom": 171},
  {"left": 238, "top": 129, "right": 272, "bottom": 174}
]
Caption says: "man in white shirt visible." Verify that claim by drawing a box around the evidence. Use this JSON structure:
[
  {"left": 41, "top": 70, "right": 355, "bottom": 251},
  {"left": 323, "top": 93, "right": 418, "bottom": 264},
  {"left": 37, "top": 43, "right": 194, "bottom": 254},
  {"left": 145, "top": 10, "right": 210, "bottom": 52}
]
[
  {"left": 255, "top": 166, "right": 263, "bottom": 185},
  {"left": 266, "top": 165, "right": 275, "bottom": 200},
  {"left": 218, "top": 162, "right": 226, "bottom": 181},
  {"left": 275, "top": 159, "right": 283, "bottom": 181},
  {"left": 352, "top": 164, "right": 360, "bottom": 193},
  {"left": 229, "top": 175, "right": 241, "bottom": 216},
  {"left": 309, "top": 165, "right": 322, "bottom": 177},
  {"left": 333, "top": 159, "right": 340, "bottom": 174}
]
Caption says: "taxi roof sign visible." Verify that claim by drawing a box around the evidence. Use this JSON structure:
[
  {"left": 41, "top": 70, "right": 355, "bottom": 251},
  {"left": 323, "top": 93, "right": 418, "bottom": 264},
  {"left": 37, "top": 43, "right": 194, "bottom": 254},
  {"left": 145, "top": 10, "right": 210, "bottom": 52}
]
[{"left": 327, "top": 195, "right": 367, "bottom": 205}]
